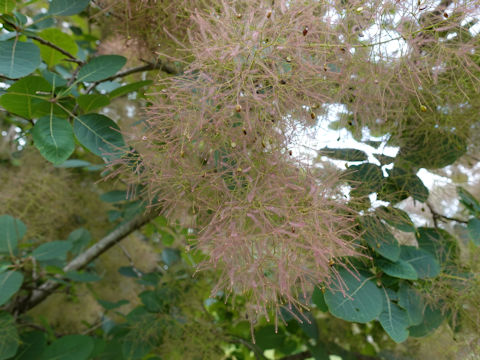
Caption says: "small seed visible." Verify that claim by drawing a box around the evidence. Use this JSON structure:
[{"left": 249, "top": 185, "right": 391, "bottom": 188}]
[
  {"left": 266, "top": 10, "right": 272, "bottom": 18},
  {"left": 235, "top": 104, "right": 242, "bottom": 112},
  {"left": 310, "top": 112, "right": 315, "bottom": 119},
  {"left": 420, "top": 105, "right": 427, "bottom": 112}
]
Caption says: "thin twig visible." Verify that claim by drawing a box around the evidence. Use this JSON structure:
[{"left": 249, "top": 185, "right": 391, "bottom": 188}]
[
  {"left": 14, "top": 211, "right": 157, "bottom": 314},
  {"left": 427, "top": 202, "right": 468, "bottom": 225},
  {"left": 27, "top": 35, "right": 84, "bottom": 65}
]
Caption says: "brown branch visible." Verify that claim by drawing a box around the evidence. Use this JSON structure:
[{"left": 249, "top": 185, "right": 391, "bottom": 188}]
[
  {"left": 14, "top": 211, "right": 157, "bottom": 314},
  {"left": 27, "top": 35, "right": 84, "bottom": 65},
  {"left": 427, "top": 202, "right": 468, "bottom": 225}
]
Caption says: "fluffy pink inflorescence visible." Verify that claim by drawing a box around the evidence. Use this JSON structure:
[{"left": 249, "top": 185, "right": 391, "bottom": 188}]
[{"left": 117, "top": 0, "right": 480, "bottom": 322}]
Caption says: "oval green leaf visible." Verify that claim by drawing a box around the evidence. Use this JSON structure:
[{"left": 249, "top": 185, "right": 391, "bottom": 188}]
[
  {"left": 467, "top": 218, "right": 480, "bottom": 246},
  {"left": 0, "top": 312, "right": 19, "bottom": 360},
  {"left": 398, "top": 283, "right": 424, "bottom": 326},
  {"left": 378, "top": 288, "right": 409, "bottom": 343},
  {"left": 77, "top": 55, "right": 126, "bottom": 82},
  {"left": 32, "top": 240, "right": 72, "bottom": 261},
  {"left": 377, "top": 259, "right": 418, "bottom": 280},
  {"left": 399, "top": 246, "right": 440, "bottom": 279},
  {"left": 408, "top": 305, "right": 444, "bottom": 337},
  {"left": 32, "top": 116, "right": 75, "bottom": 165},
  {"left": 0, "top": 40, "right": 41, "bottom": 78},
  {"left": 319, "top": 147, "right": 368, "bottom": 161},
  {"left": 40, "top": 335, "right": 94, "bottom": 360},
  {"left": 0, "top": 75, "right": 52, "bottom": 119},
  {"left": 73, "top": 113, "right": 125, "bottom": 158},
  {"left": 48, "top": 0, "right": 90, "bottom": 16},
  {"left": 34, "top": 28, "right": 78, "bottom": 67},
  {"left": 359, "top": 216, "right": 400, "bottom": 261},
  {"left": 324, "top": 269, "right": 383, "bottom": 323},
  {"left": 77, "top": 94, "right": 110, "bottom": 112},
  {"left": 0, "top": 271, "right": 24, "bottom": 306},
  {"left": 0, "top": 215, "right": 26, "bottom": 254}
]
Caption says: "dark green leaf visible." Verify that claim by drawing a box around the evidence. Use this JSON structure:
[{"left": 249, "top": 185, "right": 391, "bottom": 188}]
[
  {"left": 467, "top": 218, "right": 480, "bottom": 246},
  {"left": 118, "top": 266, "right": 141, "bottom": 278},
  {"left": 13, "top": 331, "right": 46, "bottom": 360},
  {"left": 0, "top": 40, "right": 41, "bottom": 78},
  {"left": 0, "top": 312, "right": 19, "bottom": 360},
  {"left": 399, "top": 246, "right": 440, "bottom": 279},
  {"left": 311, "top": 286, "right": 328, "bottom": 312},
  {"left": 319, "top": 147, "right": 368, "bottom": 161},
  {"left": 48, "top": 0, "right": 90, "bottom": 16},
  {"left": 324, "top": 269, "right": 383, "bottom": 323},
  {"left": 100, "top": 190, "right": 128, "bottom": 203},
  {"left": 77, "top": 55, "right": 126, "bottom": 82},
  {"left": 397, "top": 129, "right": 466, "bottom": 169},
  {"left": 408, "top": 305, "right": 444, "bottom": 337},
  {"left": 54, "top": 159, "right": 92, "bottom": 168},
  {"left": 32, "top": 116, "right": 75, "bottom": 165},
  {"left": 97, "top": 299, "right": 129, "bottom": 311},
  {"left": 358, "top": 216, "right": 400, "bottom": 261},
  {"left": 397, "top": 283, "right": 424, "bottom": 326},
  {"left": 415, "top": 227, "right": 458, "bottom": 265},
  {"left": 161, "top": 248, "right": 181, "bottom": 266},
  {"left": 73, "top": 114, "right": 125, "bottom": 158},
  {"left": 376, "top": 206, "right": 415, "bottom": 233},
  {"left": 67, "top": 228, "right": 91, "bottom": 255},
  {"left": 457, "top": 187, "right": 480, "bottom": 216},
  {"left": 377, "top": 259, "right": 418, "bottom": 280},
  {"left": 0, "top": 76, "right": 51, "bottom": 119},
  {"left": 0, "top": 271, "right": 23, "bottom": 306},
  {"left": 0, "top": 215, "right": 26, "bottom": 254},
  {"left": 108, "top": 80, "right": 153, "bottom": 99},
  {"left": 254, "top": 325, "right": 286, "bottom": 350},
  {"left": 374, "top": 154, "right": 395, "bottom": 165},
  {"left": 40, "top": 335, "right": 94, "bottom": 360},
  {"left": 386, "top": 167, "right": 429, "bottom": 203},
  {"left": 34, "top": 28, "right": 78, "bottom": 67},
  {"left": 345, "top": 163, "right": 384, "bottom": 196},
  {"left": 77, "top": 94, "right": 110, "bottom": 112},
  {"left": 41, "top": 70, "right": 68, "bottom": 87},
  {"left": 32, "top": 240, "right": 72, "bottom": 261},
  {"left": 378, "top": 288, "right": 409, "bottom": 343}
]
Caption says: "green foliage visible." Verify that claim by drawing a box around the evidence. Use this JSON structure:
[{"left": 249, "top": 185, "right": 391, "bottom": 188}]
[
  {"left": 0, "top": 1, "right": 479, "bottom": 359},
  {"left": 0, "top": 215, "right": 25, "bottom": 254},
  {"left": 0, "top": 40, "right": 41, "bottom": 78},
  {"left": 359, "top": 216, "right": 400, "bottom": 261},
  {"left": 0, "top": 271, "right": 23, "bottom": 306},
  {"left": 32, "top": 116, "right": 75, "bottom": 165},
  {"left": 40, "top": 335, "right": 94, "bottom": 360},
  {"left": 319, "top": 147, "right": 368, "bottom": 161},
  {"left": 32, "top": 240, "right": 72, "bottom": 261},
  {"left": 35, "top": 28, "right": 78, "bottom": 67},
  {"left": 73, "top": 114, "right": 125, "bottom": 158},
  {"left": 0, "top": 312, "right": 19, "bottom": 360},
  {"left": 399, "top": 246, "right": 440, "bottom": 279},
  {"left": 378, "top": 289, "right": 409, "bottom": 343},
  {"left": 48, "top": 0, "right": 91, "bottom": 16},
  {"left": 325, "top": 269, "right": 383, "bottom": 323},
  {"left": 77, "top": 55, "right": 127, "bottom": 83}
]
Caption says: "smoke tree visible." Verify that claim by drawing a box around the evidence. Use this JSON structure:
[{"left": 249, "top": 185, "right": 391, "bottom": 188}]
[{"left": 0, "top": 0, "right": 480, "bottom": 359}]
